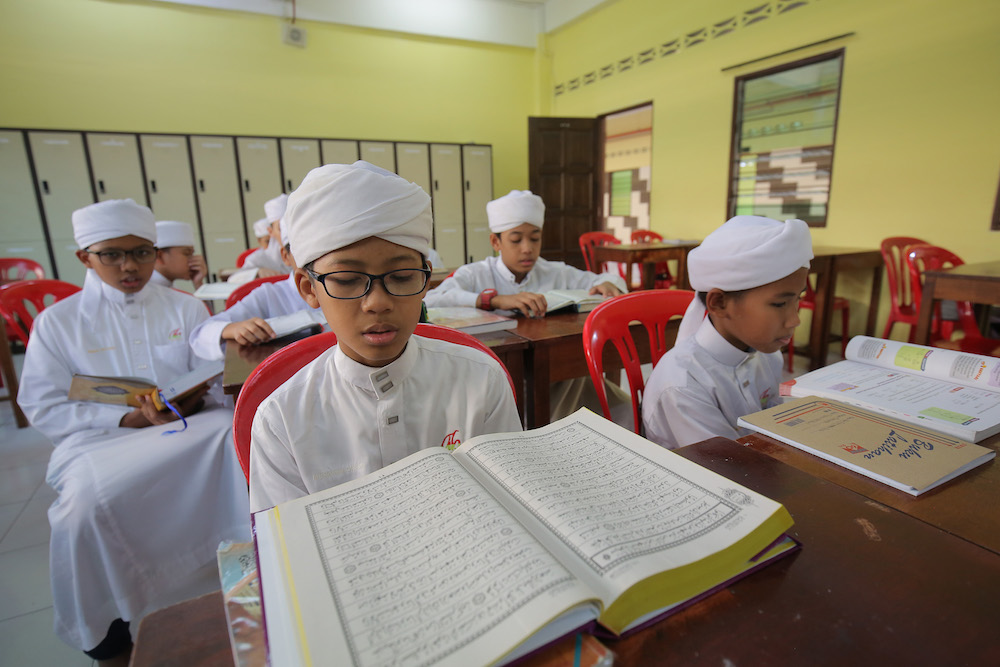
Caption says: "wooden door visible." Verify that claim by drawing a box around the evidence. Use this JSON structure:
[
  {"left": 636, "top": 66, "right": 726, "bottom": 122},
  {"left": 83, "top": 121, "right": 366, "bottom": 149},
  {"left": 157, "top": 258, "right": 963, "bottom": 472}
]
[{"left": 528, "top": 117, "right": 600, "bottom": 269}]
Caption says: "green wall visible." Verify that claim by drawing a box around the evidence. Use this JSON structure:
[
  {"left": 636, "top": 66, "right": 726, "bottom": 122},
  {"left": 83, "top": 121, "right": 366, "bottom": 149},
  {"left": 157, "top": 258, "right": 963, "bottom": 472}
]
[{"left": 0, "top": 0, "right": 537, "bottom": 197}]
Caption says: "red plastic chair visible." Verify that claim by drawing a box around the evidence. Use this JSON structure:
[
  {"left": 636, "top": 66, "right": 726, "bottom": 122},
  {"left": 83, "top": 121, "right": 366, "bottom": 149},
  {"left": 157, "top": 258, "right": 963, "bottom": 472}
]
[
  {"left": 225, "top": 274, "right": 288, "bottom": 310},
  {"left": 786, "top": 276, "right": 850, "bottom": 372},
  {"left": 235, "top": 248, "right": 258, "bottom": 268},
  {"left": 583, "top": 290, "right": 695, "bottom": 433},
  {"left": 905, "top": 244, "right": 998, "bottom": 355},
  {"left": 630, "top": 229, "right": 674, "bottom": 289},
  {"left": 0, "top": 257, "right": 45, "bottom": 284},
  {"left": 579, "top": 231, "right": 622, "bottom": 274},
  {"left": 0, "top": 279, "right": 81, "bottom": 346},
  {"left": 880, "top": 236, "right": 928, "bottom": 341},
  {"left": 232, "top": 324, "right": 517, "bottom": 483}
]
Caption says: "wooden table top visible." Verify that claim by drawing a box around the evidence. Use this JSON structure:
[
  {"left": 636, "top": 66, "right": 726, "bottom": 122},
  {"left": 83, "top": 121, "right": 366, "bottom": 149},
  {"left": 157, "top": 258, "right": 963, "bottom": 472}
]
[{"left": 925, "top": 260, "right": 1000, "bottom": 282}]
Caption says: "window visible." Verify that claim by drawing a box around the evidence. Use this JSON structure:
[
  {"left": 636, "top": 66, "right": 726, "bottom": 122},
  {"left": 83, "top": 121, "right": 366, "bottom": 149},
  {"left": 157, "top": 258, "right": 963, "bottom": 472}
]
[
  {"left": 728, "top": 50, "right": 845, "bottom": 226},
  {"left": 610, "top": 170, "right": 633, "bottom": 217}
]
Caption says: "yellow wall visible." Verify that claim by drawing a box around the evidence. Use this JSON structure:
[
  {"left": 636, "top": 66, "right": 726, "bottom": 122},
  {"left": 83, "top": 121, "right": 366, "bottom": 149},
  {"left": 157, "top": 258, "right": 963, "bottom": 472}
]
[
  {"left": 543, "top": 0, "right": 1000, "bottom": 339},
  {"left": 0, "top": 0, "right": 537, "bottom": 196}
]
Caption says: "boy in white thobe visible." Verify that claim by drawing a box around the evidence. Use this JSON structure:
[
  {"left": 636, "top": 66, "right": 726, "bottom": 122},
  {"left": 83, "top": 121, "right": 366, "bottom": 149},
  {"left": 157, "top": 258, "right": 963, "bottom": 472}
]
[
  {"left": 241, "top": 194, "right": 291, "bottom": 277},
  {"left": 249, "top": 161, "right": 522, "bottom": 513},
  {"left": 150, "top": 220, "right": 207, "bottom": 290},
  {"left": 17, "top": 199, "right": 251, "bottom": 664},
  {"left": 642, "top": 215, "right": 813, "bottom": 449},
  {"left": 189, "top": 219, "right": 318, "bottom": 360}
]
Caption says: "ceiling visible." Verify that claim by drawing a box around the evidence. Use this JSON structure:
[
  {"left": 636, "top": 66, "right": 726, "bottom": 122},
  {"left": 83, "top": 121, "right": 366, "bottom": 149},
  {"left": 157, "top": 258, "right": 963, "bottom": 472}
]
[{"left": 149, "top": 0, "right": 614, "bottom": 48}]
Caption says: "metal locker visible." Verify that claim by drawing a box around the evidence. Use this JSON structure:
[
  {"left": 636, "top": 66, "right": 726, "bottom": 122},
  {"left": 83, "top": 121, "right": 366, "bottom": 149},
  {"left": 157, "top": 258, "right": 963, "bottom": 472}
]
[
  {"left": 139, "top": 134, "right": 199, "bottom": 230},
  {"left": 395, "top": 143, "right": 431, "bottom": 197},
  {"left": 360, "top": 141, "right": 395, "bottom": 172},
  {"left": 462, "top": 145, "right": 494, "bottom": 263},
  {"left": 86, "top": 133, "right": 147, "bottom": 204},
  {"left": 236, "top": 137, "right": 283, "bottom": 239},
  {"left": 279, "top": 139, "right": 320, "bottom": 193},
  {"left": 429, "top": 145, "right": 465, "bottom": 269},
  {"left": 189, "top": 136, "right": 245, "bottom": 275},
  {"left": 320, "top": 139, "right": 359, "bottom": 166},
  {"left": 0, "top": 131, "right": 55, "bottom": 279}
]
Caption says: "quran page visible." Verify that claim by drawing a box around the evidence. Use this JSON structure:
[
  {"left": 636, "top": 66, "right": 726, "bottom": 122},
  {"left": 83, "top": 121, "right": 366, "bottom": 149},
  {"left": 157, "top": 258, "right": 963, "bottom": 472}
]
[
  {"left": 258, "top": 448, "right": 599, "bottom": 667},
  {"left": 452, "top": 409, "right": 795, "bottom": 636}
]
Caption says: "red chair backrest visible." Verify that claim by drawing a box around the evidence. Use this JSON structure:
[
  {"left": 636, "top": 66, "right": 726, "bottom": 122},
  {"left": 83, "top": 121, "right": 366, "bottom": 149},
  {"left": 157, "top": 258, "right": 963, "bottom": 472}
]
[
  {"left": 0, "top": 257, "right": 46, "bottom": 283},
  {"left": 905, "top": 244, "right": 981, "bottom": 339},
  {"left": 583, "top": 290, "right": 695, "bottom": 433},
  {"left": 630, "top": 229, "right": 663, "bottom": 244},
  {"left": 578, "top": 231, "right": 621, "bottom": 274},
  {"left": 235, "top": 248, "right": 258, "bottom": 268},
  {"left": 0, "top": 279, "right": 81, "bottom": 345},
  {"left": 880, "top": 236, "right": 927, "bottom": 313},
  {"left": 225, "top": 274, "right": 288, "bottom": 310},
  {"left": 231, "top": 324, "right": 517, "bottom": 483}
]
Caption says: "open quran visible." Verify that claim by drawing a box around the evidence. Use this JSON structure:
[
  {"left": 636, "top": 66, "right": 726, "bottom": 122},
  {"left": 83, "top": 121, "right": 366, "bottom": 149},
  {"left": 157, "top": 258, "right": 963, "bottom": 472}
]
[{"left": 253, "top": 409, "right": 797, "bottom": 666}]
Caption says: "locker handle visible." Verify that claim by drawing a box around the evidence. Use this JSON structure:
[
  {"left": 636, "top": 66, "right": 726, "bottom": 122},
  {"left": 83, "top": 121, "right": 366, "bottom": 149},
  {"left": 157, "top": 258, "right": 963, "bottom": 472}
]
[
  {"left": 286, "top": 179, "right": 292, "bottom": 191},
  {"left": 42, "top": 180, "right": 50, "bottom": 194},
  {"left": 434, "top": 179, "right": 439, "bottom": 191},
  {"left": 199, "top": 179, "right": 205, "bottom": 192},
  {"left": 150, "top": 180, "right": 157, "bottom": 193},
  {"left": 244, "top": 179, "right": 250, "bottom": 192},
  {"left": 98, "top": 180, "right": 105, "bottom": 194},
  {"left": 465, "top": 180, "right": 470, "bottom": 191}
]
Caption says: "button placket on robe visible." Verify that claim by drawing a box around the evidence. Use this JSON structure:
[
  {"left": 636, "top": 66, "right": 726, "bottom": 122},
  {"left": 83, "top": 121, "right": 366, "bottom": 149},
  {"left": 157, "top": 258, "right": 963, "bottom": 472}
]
[{"left": 371, "top": 368, "right": 407, "bottom": 463}]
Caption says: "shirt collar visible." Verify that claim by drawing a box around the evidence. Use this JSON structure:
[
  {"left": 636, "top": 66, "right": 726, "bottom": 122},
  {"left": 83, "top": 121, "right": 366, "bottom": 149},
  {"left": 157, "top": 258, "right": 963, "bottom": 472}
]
[
  {"left": 80, "top": 270, "right": 152, "bottom": 324},
  {"left": 333, "top": 335, "right": 420, "bottom": 398},
  {"left": 490, "top": 256, "right": 521, "bottom": 286},
  {"left": 694, "top": 316, "right": 754, "bottom": 367}
]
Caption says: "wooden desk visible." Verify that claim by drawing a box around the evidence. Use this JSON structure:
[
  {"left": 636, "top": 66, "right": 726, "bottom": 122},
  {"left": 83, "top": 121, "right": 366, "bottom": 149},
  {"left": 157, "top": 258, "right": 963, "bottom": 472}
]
[
  {"left": 132, "top": 438, "right": 1000, "bottom": 666},
  {"left": 428, "top": 267, "right": 454, "bottom": 290},
  {"left": 0, "top": 317, "right": 28, "bottom": 428},
  {"left": 741, "top": 432, "right": 1000, "bottom": 556},
  {"left": 804, "top": 246, "right": 883, "bottom": 370},
  {"left": 914, "top": 260, "right": 1000, "bottom": 346},
  {"left": 590, "top": 241, "right": 698, "bottom": 291}
]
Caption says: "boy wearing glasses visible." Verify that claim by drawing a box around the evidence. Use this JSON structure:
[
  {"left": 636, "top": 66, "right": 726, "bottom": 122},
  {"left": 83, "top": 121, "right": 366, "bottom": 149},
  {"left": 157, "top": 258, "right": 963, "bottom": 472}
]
[
  {"left": 17, "top": 199, "right": 250, "bottom": 665},
  {"left": 248, "top": 161, "right": 522, "bottom": 513}
]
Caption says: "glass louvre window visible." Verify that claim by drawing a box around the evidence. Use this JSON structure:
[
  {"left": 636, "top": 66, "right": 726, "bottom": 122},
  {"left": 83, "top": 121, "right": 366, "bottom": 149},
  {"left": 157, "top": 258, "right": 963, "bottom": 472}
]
[
  {"left": 729, "top": 51, "right": 844, "bottom": 226},
  {"left": 610, "top": 170, "right": 633, "bottom": 217}
]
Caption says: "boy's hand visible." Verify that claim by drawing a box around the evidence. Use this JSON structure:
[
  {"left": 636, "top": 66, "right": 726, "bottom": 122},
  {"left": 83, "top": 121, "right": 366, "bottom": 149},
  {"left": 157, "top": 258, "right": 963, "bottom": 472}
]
[
  {"left": 188, "top": 254, "right": 208, "bottom": 289},
  {"left": 495, "top": 292, "right": 548, "bottom": 318},
  {"left": 589, "top": 282, "right": 624, "bottom": 297},
  {"left": 222, "top": 318, "right": 276, "bottom": 346},
  {"left": 120, "top": 385, "right": 210, "bottom": 428}
]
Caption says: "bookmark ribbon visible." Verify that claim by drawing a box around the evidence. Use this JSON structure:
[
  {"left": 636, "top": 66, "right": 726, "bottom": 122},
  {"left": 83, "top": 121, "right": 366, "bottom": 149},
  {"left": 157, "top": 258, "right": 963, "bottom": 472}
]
[{"left": 159, "top": 392, "right": 189, "bottom": 435}]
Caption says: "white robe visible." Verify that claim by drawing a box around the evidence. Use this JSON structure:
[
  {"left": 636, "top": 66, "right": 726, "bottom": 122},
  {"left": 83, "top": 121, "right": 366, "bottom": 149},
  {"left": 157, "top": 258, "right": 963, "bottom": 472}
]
[
  {"left": 423, "top": 255, "right": 626, "bottom": 313},
  {"left": 148, "top": 270, "right": 171, "bottom": 287},
  {"left": 188, "top": 273, "right": 316, "bottom": 361},
  {"left": 249, "top": 335, "right": 523, "bottom": 513},
  {"left": 241, "top": 238, "right": 289, "bottom": 274},
  {"left": 17, "top": 271, "right": 251, "bottom": 651},
  {"left": 641, "top": 316, "right": 784, "bottom": 450}
]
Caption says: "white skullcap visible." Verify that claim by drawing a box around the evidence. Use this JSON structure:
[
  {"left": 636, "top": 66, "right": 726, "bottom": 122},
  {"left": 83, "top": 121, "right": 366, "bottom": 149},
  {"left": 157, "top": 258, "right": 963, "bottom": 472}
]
[
  {"left": 285, "top": 161, "right": 432, "bottom": 267},
  {"left": 677, "top": 215, "right": 813, "bottom": 343},
  {"left": 279, "top": 217, "right": 289, "bottom": 247},
  {"left": 155, "top": 220, "right": 195, "bottom": 248},
  {"left": 72, "top": 199, "right": 156, "bottom": 249},
  {"left": 252, "top": 218, "right": 270, "bottom": 237},
  {"left": 264, "top": 194, "right": 288, "bottom": 223},
  {"left": 486, "top": 190, "right": 545, "bottom": 233}
]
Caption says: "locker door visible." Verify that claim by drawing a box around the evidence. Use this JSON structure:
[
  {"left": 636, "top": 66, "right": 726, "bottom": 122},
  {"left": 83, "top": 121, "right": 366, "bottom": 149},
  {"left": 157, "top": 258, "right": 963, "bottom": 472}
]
[
  {"left": 321, "top": 139, "right": 359, "bottom": 165},
  {"left": 462, "top": 145, "right": 494, "bottom": 262},
  {"left": 190, "top": 136, "right": 245, "bottom": 276},
  {"left": 0, "top": 131, "right": 54, "bottom": 278},
  {"left": 236, "top": 137, "right": 282, "bottom": 236},
  {"left": 86, "top": 133, "right": 147, "bottom": 204},
  {"left": 139, "top": 135, "right": 199, "bottom": 227},
  {"left": 429, "top": 144, "right": 465, "bottom": 268},
  {"left": 360, "top": 141, "right": 395, "bottom": 172},
  {"left": 28, "top": 131, "right": 95, "bottom": 284},
  {"left": 279, "top": 139, "right": 320, "bottom": 192},
  {"left": 395, "top": 143, "right": 431, "bottom": 197}
]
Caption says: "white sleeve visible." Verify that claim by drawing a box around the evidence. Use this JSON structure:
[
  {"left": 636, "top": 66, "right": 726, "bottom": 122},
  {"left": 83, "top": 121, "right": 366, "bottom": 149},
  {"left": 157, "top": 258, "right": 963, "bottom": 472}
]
[
  {"left": 188, "top": 290, "right": 268, "bottom": 361},
  {"left": 481, "top": 363, "right": 524, "bottom": 434},
  {"left": 641, "top": 383, "right": 739, "bottom": 450},
  {"left": 422, "top": 274, "right": 479, "bottom": 308},
  {"left": 248, "top": 401, "right": 310, "bottom": 513}
]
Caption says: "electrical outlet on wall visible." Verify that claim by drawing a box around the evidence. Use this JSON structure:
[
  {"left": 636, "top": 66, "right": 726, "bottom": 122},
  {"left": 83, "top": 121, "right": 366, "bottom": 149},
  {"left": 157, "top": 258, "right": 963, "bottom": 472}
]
[{"left": 282, "top": 23, "right": 307, "bottom": 48}]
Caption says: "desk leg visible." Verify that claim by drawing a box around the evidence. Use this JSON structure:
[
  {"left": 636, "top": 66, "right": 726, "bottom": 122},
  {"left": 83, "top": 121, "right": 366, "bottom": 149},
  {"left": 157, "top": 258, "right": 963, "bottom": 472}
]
[
  {"left": 524, "top": 345, "right": 551, "bottom": 429},
  {"left": 0, "top": 319, "right": 28, "bottom": 428},
  {"left": 865, "top": 265, "right": 883, "bottom": 337},
  {"left": 496, "top": 349, "right": 525, "bottom": 425},
  {"left": 914, "top": 273, "right": 937, "bottom": 345},
  {"left": 809, "top": 257, "right": 834, "bottom": 370}
]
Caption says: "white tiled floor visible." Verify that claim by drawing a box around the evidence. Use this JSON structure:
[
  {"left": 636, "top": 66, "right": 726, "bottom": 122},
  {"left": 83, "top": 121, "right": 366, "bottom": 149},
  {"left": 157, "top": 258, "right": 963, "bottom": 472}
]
[{"left": 0, "top": 353, "right": 94, "bottom": 667}]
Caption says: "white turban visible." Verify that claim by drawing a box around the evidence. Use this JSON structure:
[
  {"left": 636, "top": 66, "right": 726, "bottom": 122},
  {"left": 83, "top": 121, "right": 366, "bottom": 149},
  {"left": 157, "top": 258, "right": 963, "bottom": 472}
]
[
  {"left": 285, "top": 161, "right": 432, "bottom": 267},
  {"left": 264, "top": 194, "right": 288, "bottom": 223},
  {"left": 252, "top": 218, "right": 270, "bottom": 238},
  {"left": 677, "top": 215, "right": 813, "bottom": 343},
  {"left": 72, "top": 199, "right": 156, "bottom": 249},
  {"left": 155, "top": 220, "right": 195, "bottom": 248},
  {"left": 487, "top": 190, "right": 545, "bottom": 233},
  {"left": 279, "top": 217, "right": 289, "bottom": 248}
]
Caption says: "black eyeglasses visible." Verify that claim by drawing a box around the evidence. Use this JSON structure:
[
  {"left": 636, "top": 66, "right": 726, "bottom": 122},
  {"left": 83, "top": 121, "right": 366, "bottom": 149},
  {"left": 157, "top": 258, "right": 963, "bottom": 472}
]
[
  {"left": 86, "top": 246, "right": 157, "bottom": 266},
  {"left": 305, "top": 267, "right": 431, "bottom": 300}
]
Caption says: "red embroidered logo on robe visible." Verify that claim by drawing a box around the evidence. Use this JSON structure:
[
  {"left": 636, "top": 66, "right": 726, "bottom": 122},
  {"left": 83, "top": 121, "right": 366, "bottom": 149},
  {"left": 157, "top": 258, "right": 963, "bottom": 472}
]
[{"left": 441, "top": 430, "right": 461, "bottom": 451}]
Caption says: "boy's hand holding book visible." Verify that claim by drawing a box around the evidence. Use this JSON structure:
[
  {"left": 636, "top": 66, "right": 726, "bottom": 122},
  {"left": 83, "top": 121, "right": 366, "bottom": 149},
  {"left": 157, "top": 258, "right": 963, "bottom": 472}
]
[{"left": 120, "top": 384, "right": 210, "bottom": 428}]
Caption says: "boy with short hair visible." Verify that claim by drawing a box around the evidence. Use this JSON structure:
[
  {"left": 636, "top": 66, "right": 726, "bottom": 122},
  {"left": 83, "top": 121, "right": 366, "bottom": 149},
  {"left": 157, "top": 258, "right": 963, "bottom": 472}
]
[
  {"left": 189, "top": 218, "right": 319, "bottom": 359},
  {"left": 150, "top": 220, "right": 207, "bottom": 290},
  {"left": 424, "top": 189, "right": 626, "bottom": 315},
  {"left": 241, "top": 194, "right": 291, "bottom": 277},
  {"left": 642, "top": 215, "right": 812, "bottom": 450},
  {"left": 249, "top": 161, "right": 522, "bottom": 512},
  {"left": 17, "top": 199, "right": 250, "bottom": 664}
]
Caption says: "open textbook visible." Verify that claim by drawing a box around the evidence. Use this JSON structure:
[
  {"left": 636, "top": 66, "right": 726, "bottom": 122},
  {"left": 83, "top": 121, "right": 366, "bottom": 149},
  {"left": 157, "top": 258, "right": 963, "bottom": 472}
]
[
  {"left": 254, "top": 408, "right": 797, "bottom": 667},
  {"left": 426, "top": 307, "right": 518, "bottom": 335},
  {"left": 68, "top": 359, "right": 224, "bottom": 411},
  {"left": 543, "top": 289, "right": 608, "bottom": 314},
  {"left": 784, "top": 336, "right": 1000, "bottom": 442},
  {"left": 264, "top": 308, "right": 326, "bottom": 343},
  {"left": 739, "top": 396, "right": 996, "bottom": 496}
]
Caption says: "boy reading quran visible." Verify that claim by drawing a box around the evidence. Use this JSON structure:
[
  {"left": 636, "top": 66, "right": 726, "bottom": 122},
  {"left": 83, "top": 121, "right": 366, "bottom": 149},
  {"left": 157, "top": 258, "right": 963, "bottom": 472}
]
[
  {"left": 17, "top": 199, "right": 250, "bottom": 665},
  {"left": 642, "top": 215, "right": 812, "bottom": 449},
  {"left": 242, "top": 193, "right": 291, "bottom": 277},
  {"left": 249, "top": 161, "right": 522, "bottom": 513}
]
